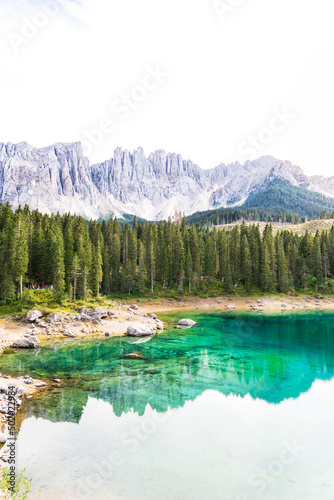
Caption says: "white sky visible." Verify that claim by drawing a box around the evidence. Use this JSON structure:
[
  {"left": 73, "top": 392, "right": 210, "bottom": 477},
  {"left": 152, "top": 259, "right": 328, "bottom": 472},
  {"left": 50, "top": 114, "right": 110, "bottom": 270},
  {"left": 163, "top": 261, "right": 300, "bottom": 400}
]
[{"left": 0, "top": 0, "right": 333, "bottom": 176}]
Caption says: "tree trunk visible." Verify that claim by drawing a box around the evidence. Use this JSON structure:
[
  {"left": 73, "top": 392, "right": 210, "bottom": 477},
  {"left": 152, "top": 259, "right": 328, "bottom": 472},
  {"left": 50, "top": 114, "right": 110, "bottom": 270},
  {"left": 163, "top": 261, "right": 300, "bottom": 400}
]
[
  {"left": 73, "top": 277, "right": 77, "bottom": 301},
  {"left": 20, "top": 275, "right": 23, "bottom": 298}
]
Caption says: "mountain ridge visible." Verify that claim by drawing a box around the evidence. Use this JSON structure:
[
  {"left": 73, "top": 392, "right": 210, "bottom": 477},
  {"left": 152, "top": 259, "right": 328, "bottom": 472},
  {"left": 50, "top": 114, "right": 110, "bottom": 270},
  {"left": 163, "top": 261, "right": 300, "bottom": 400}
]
[{"left": 0, "top": 140, "right": 333, "bottom": 220}]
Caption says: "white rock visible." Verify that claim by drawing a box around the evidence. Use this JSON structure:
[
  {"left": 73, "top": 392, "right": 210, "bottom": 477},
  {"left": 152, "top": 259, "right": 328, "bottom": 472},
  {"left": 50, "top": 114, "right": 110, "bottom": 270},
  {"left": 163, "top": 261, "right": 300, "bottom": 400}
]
[
  {"left": 26, "top": 310, "right": 43, "bottom": 323},
  {"left": 127, "top": 325, "right": 156, "bottom": 337},
  {"left": 177, "top": 319, "right": 197, "bottom": 327}
]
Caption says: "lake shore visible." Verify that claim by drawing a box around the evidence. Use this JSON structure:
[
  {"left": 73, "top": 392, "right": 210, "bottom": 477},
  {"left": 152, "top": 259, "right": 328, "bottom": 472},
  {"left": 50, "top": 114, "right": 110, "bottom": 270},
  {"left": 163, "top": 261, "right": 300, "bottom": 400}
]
[
  {"left": 1, "top": 295, "right": 333, "bottom": 351},
  {"left": 0, "top": 295, "right": 333, "bottom": 470}
]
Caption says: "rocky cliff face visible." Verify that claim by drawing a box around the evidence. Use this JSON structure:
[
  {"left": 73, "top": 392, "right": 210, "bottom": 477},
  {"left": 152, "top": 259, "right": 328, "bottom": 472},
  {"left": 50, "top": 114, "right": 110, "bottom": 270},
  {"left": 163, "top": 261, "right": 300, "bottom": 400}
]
[{"left": 0, "top": 141, "right": 332, "bottom": 220}]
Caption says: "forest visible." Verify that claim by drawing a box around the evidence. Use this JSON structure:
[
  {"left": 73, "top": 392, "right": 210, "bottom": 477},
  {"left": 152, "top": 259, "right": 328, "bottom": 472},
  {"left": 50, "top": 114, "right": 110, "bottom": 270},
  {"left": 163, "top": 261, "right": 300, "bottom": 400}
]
[
  {"left": 1, "top": 202, "right": 334, "bottom": 304},
  {"left": 186, "top": 179, "right": 334, "bottom": 227}
]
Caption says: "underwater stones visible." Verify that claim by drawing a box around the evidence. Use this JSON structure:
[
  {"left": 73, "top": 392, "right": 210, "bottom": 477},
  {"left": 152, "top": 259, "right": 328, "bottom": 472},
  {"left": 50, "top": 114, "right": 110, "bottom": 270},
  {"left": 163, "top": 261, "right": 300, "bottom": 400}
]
[
  {"left": 127, "top": 325, "right": 156, "bottom": 337},
  {"left": 35, "top": 382, "right": 47, "bottom": 388},
  {"left": 177, "top": 319, "right": 197, "bottom": 327},
  {"left": 123, "top": 352, "right": 148, "bottom": 360},
  {"left": 156, "top": 321, "right": 164, "bottom": 330},
  {"left": 10, "top": 337, "right": 40, "bottom": 349}
]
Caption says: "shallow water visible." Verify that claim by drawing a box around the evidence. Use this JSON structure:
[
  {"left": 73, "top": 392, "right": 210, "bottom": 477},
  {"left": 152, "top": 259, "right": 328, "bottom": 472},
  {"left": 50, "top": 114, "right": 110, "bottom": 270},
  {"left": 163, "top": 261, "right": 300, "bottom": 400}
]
[{"left": 1, "top": 311, "right": 334, "bottom": 499}]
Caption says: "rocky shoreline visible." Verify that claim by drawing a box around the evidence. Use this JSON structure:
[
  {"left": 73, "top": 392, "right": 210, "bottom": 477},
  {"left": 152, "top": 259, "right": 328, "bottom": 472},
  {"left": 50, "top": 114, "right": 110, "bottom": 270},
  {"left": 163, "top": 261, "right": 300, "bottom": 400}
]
[
  {"left": 0, "top": 302, "right": 166, "bottom": 353},
  {"left": 0, "top": 293, "right": 333, "bottom": 467}
]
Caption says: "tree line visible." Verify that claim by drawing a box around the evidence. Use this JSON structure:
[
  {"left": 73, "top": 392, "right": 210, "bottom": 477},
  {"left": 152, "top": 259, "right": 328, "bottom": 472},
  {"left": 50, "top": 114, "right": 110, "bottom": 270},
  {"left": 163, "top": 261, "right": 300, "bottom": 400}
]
[{"left": 1, "top": 202, "right": 334, "bottom": 304}]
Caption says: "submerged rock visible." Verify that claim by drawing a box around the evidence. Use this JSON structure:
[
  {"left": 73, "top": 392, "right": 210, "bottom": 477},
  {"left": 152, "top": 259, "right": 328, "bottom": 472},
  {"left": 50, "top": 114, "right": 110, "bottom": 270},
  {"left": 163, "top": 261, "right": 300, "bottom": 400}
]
[
  {"left": 127, "top": 325, "right": 156, "bottom": 337},
  {"left": 10, "top": 337, "right": 40, "bottom": 349},
  {"left": 177, "top": 319, "right": 197, "bottom": 327},
  {"left": 156, "top": 321, "right": 164, "bottom": 330},
  {"left": 123, "top": 352, "right": 148, "bottom": 360}
]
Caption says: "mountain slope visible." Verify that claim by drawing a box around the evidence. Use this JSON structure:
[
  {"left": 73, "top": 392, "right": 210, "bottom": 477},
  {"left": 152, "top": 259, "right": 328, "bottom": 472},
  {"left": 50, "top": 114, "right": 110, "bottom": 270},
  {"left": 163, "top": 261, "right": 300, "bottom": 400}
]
[
  {"left": 0, "top": 140, "right": 333, "bottom": 220},
  {"left": 243, "top": 179, "right": 334, "bottom": 218}
]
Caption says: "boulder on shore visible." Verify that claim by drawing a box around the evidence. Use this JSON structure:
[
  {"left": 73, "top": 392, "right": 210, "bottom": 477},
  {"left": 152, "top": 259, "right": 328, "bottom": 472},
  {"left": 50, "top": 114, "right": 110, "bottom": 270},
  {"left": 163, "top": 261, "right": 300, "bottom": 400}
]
[
  {"left": 25, "top": 310, "right": 43, "bottom": 323},
  {"left": 127, "top": 325, "right": 156, "bottom": 337},
  {"left": 10, "top": 337, "right": 40, "bottom": 349},
  {"left": 45, "top": 312, "right": 60, "bottom": 324},
  {"left": 77, "top": 308, "right": 108, "bottom": 322},
  {"left": 177, "top": 319, "right": 197, "bottom": 327}
]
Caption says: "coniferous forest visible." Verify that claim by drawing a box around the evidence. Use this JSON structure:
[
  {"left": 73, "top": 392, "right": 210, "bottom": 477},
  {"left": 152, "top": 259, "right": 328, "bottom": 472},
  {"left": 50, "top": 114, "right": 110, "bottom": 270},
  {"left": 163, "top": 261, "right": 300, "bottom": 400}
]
[{"left": 1, "top": 202, "right": 334, "bottom": 305}]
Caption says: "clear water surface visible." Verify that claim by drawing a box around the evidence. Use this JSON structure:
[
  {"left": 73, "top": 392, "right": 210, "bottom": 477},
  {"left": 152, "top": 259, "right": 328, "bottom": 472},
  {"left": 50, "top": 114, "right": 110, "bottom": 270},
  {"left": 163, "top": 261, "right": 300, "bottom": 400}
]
[{"left": 1, "top": 311, "right": 334, "bottom": 499}]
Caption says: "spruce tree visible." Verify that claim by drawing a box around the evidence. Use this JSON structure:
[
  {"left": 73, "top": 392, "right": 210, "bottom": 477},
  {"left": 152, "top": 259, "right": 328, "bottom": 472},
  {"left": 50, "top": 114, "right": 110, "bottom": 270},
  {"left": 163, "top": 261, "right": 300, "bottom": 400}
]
[
  {"left": 72, "top": 254, "right": 81, "bottom": 301},
  {"left": 11, "top": 213, "right": 29, "bottom": 298},
  {"left": 276, "top": 235, "right": 289, "bottom": 293}
]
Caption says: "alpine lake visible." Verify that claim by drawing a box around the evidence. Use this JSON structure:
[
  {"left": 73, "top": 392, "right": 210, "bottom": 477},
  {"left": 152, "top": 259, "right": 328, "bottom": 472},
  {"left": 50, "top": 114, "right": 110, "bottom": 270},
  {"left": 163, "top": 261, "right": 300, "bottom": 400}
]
[{"left": 0, "top": 310, "right": 334, "bottom": 500}]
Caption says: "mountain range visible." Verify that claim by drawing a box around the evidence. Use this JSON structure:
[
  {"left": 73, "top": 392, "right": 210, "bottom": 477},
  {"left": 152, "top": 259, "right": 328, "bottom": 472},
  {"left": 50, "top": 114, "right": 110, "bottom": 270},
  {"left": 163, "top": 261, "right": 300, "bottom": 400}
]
[{"left": 1, "top": 140, "right": 334, "bottom": 220}]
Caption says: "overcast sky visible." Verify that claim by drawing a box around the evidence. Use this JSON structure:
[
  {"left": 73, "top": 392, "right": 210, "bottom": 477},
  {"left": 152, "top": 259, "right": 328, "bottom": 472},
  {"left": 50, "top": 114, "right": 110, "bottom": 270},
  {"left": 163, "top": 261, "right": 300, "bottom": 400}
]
[{"left": 0, "top": 0, "right": 333, "bottom": 176}]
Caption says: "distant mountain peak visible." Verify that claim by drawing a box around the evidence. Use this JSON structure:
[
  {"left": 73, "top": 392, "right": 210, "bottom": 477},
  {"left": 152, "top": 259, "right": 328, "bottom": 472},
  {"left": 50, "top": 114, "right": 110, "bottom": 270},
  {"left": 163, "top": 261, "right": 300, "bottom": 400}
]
[{"left": 0, "top": 141, "right": 333, "bottom": 220}]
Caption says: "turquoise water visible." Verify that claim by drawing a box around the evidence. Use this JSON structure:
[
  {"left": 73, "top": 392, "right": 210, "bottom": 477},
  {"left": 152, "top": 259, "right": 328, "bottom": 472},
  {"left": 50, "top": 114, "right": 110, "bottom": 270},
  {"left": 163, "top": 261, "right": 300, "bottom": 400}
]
[{"left": 1, "top": 311, "right": 334, "bottom": 499}]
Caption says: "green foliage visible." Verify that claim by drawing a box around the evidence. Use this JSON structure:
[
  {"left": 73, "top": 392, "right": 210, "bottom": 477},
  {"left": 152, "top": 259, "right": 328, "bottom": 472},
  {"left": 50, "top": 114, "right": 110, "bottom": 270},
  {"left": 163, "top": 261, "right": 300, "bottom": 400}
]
[
  {"left": 0, "top": 468, "right": 32, "bottom": 499},
  {"left": 1, "top": 203, "right": 334, "bottom": 305},
  {"left": 244, "top": 179, "right": 334, "bottom": 218},
  {"left": 186, "top": 180, "right": 334, "bottom": 228}
]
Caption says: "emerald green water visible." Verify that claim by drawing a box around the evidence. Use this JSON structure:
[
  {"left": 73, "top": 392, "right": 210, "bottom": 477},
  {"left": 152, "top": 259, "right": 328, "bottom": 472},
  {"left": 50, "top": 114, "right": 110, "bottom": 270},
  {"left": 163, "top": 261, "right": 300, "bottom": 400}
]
[{"left": 1, "top": 311, "right": 334, "bottom": 499}]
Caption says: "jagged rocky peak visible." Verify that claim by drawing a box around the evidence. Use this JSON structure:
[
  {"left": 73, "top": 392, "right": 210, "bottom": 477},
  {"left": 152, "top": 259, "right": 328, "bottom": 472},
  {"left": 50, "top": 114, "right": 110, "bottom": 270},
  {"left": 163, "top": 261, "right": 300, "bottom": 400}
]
[{"left": 0, "top": 141, "right": 333, "bottom": 220}]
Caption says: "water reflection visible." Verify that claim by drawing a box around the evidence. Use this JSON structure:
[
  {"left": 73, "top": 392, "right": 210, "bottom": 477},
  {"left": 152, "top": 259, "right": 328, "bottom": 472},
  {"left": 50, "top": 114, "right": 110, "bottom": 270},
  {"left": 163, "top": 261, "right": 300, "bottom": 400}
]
[{"left": 0, "top": 312, "right": 331, "bottom": 424}]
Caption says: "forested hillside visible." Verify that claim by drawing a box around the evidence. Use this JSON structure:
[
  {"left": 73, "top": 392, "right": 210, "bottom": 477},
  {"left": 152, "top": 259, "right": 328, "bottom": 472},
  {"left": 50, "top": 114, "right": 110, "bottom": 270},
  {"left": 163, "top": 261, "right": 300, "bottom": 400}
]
[
  {"left": 1, "top": 202, "right": 334, "bottom": 304},
  {"left": 243, "top": 179, "right": 334, "bottom": 217},
  {"left": 186, "top": 180, "right": 334, "bottom": 228},
  {"left": 185, "top": 207, "right": 305, "bottom": 228}
]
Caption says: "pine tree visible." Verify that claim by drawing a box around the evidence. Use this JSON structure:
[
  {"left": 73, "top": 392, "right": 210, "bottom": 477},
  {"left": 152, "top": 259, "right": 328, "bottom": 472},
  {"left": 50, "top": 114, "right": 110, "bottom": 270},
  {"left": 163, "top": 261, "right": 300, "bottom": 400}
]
[
  {"left": 92, "top": 236, "right": 103, "bottom": 297},
  {"left": 186, "top": 246, "right": 193, "bottom": 292},
  {"left": 72, "top": 253, "right": 81, "bottom": 300},
  {"left": 322, "top": 242, "right": 330, "bottom": 279},
  {"left": 11, "top": 213, "right": 29, "bottom": 298},
  {"left": 0, "top": 263, "right": 15, "bottom": 304},
  {"left": 260, "top": 241, "right": 272, "bottom": 292},
  {"left": 276, "top": 235, "right": 289, "bottom": 293},
  {"left": 137, "top": 240, "right": 146, "bottom": 294},
  {"left": 50, "top": 222, "right": 65, "bottom": 303},
  {"left": 312, "top": 234, "right": 323, "bottom": 286},
  {"left": 240, "top": 234, "right": 252, "bottom": 291}
]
